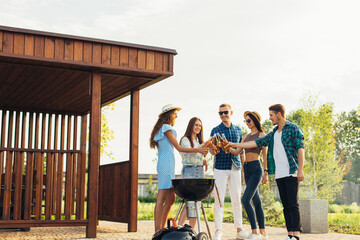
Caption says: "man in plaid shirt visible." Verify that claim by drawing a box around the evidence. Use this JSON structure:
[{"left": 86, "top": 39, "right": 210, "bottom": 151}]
[
  {"left": 210, "top": 103, "right": 249, "bottom": 240},
  {"left": 227, "top": 104, "right": 305, "bottom": 240}
]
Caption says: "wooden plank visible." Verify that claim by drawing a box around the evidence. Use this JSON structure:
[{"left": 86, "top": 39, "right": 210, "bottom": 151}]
[
  {"left": 2, "top": 111, "right": 14, "bottom": 219},
  {"left": 0, "top": 31, "right": 3, "bottom": 52},
  {"left": 24, "top": 112, "right": 34, "bottom": 220},
  {"left": 92, "top": 43, "right": 101, "bottom": 64},
  {"left": 2, "top": 32, "right": 14, "bottom": 54},
  {"left": 128, "top": 48, "right": 138, "bottom": 68},
  {"left": 52, "top": 114, "right": 59, "bottom": 214},
  {"left": 0, "top": 147, "right": 80, "bottom": 154},
  {"left": 74, "top": 40, "right": 83, "bottom": 62},
  {"left": 129, "top": 90, "right": 139, "bottom": 232},
  {"left": 34, "top": 36, "right": 45, "bottom": 57},
  {"left": 44, "top": 37, "right": 55, "bottom": 59},
  {"left": 155, "top": 52, "right": 163, "bottom": 71},
  {"left": 71, "top": 116, "right": 78, "bottom": 215},
  {"left": 40, "top": 114, "right": 46, "bottom": 217},
  {"left": 0, "top": 219, "right": 88, "bottom": 228},
  {"left": 13, "top": 33, "right": 25, "bottom": 55},
  {"left": 169, "top": 54, "right": 174, "bottom": 72},
  {"left": 24, "top": 34, "right": 35, "bottom": 56},
  {"left": 76, "top": 114, "right": 87, "bottom": 219},
  {"left": 101, "top": 45, "right": 111, "bottom": 65},
  {"left": 64, "top": 39, "right": 74, "bottom": 60},
  {"left": 54, "top": 38, "right": 64, "bottom": 60},
  {"left": 146, "top": 50, "right": 155, "bottom": 70},
  {"left": 0, "top": 110, "right": 7, "bottom": 191},
  {"left": 86, "top": 72, "right": 101, "bottom": 238},
  {"left": 110, "top": 46, "right": 120, "bottom": 66},
  {"left": 83, "top": 42, "right": 92, "bottom": 63},
  {"left": 55, "top": 115, "right": 65, "bottom": 220},
  {"left": 13, "top": 111, "right": 24, "bottom": 220},
  {"left": 163, "top": 54, "right": 169, "bottom": 72},
  {"left": 120, "top": 47, "right": 129, "bottom": 67},
  {"left": 33, "top": 113, "right": 42, "bottom": 219},
  {"left": 45, "top": 114, "right": 53, "bottom": 219},
  {"left": 65, "top": 115, "right": 73, "bottom": 220},
  {"left": 137, "top": 50, "right": 146, "bottom": 69}
]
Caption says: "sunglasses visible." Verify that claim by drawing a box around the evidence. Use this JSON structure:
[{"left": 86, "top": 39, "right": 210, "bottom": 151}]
[
  {"left": 244, "top": 119, "right": 252, "bottom": 123},
  {"left": 218, "top": 111, "right": 229, "bottom": 115}
]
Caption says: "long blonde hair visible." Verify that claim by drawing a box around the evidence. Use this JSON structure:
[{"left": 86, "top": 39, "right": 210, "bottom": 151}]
[{"left": 149, "top": 109, "right": 176, "bottom": 149}]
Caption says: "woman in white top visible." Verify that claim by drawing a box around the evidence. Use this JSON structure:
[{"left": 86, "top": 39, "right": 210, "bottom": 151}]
[{"left": 178, "top": 117, "right": 209, "bottom": 229}]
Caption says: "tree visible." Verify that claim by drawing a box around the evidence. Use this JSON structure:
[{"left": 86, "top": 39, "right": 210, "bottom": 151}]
[
  {"left": 287, "top": 96, "right": 345, "bottom": 201},
  {"left": 334, "top": 106, "right": 360, "bottom": 183},
  {"left": 100, "top": 103, "right": 115, "bottom": 159},
  {"left": 262, "top": 119, "right": 274, "bottom": 134}
]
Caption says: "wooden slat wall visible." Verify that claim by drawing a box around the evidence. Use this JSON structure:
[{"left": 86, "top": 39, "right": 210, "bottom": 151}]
[
  {"left": 0, "top": 30, "right": 174, "bottom": 73},
  {"left": 98, "top": 162, "right": 130, "bottom": 223},
  {"left": 0, "top": 109, "right": 87, "bottom": 223}
]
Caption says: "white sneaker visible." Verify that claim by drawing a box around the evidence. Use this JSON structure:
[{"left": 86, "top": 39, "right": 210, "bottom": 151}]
[
  {"left": 213, "top": 229, "right": 223, "bottom": 240},
  {"left": 245, "top": 233, "right": 262, "bottom": 240},
  {"left": 260, "top": 234, "right": 268, "bottom": 240},
  {"left": 290, "top": 237, "right": 298, "bottom": 240},
  {"left": 236, "top": 229, "right": 250, "bottom": 239},
  {"left": 283, "top": 236, "right": 291, "bottom": 240}
]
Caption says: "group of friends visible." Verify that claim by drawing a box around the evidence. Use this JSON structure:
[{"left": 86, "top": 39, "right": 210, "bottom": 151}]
[{"left": 149, "top": 103, "right": 305, "bottom": 240}]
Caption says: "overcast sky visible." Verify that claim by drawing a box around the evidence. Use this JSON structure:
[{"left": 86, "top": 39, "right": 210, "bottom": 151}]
[{"left": 1, "top": 0, "right": 360, "bottom": 174}]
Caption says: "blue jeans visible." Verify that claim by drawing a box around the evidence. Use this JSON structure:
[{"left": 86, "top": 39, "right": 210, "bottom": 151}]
[
  {"left": 181, "top": 165, "right": 204, "bottom": 179},
  {"left": 242, "top": 161, "right": 265, "bottom": 229}
]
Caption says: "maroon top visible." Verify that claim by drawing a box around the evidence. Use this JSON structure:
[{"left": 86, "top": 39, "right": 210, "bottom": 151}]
[{"left": 244, "top": 132, "right": 262, "bottom": 155}]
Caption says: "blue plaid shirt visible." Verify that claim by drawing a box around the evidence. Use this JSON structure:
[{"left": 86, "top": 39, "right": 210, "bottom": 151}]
[
  {"left": 210, "top": 122, "right": 243, "bottom": 170},
  {"left": 255, "top": 121, "right": 304, "bottom": 175}
]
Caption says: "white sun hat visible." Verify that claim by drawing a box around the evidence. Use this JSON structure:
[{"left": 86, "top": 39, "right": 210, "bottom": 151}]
[{"left": 159, "top": 104, "right": 182, "bottom": 116}]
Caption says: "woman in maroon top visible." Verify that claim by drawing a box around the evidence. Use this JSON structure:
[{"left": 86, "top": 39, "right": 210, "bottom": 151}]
[{"left": 228, "top": 111, "right": 268, "bottom": 240}]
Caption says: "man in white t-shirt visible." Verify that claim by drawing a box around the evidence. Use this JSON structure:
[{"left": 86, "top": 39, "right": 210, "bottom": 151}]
[{"left": 226, "top": 104, "right": 305, "bottom": 240}]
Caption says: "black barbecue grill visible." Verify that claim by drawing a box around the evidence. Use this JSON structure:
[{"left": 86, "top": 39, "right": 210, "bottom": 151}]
[{"left": 172, "top": 178, "right": 215, "bottom": 240}]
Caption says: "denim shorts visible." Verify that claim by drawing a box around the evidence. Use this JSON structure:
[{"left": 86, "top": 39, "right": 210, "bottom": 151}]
[{"left": 181, "top": 165, "right": 204, "bottom": 179}]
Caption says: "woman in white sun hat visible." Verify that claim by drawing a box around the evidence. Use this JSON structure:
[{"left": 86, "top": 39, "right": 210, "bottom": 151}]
[{"left": 150, "top": 104, "right": 208, "bottom": 232}]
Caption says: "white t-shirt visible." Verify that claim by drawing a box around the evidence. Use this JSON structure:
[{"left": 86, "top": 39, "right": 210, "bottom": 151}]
[{"left": 274, "top": 131, "right": 297, "bottom": 179}]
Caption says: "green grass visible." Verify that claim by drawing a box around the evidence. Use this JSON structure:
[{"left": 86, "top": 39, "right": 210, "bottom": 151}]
[{"left": 138, "top": 201, "right": 360, "bottom": 235}]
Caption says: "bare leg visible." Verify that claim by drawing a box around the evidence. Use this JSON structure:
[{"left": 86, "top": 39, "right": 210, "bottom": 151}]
[
  {"left": 178, "top": 207, "right": 187, "bottom": 226},
  {"left": 160, "top": 188, "right": 175, "bottom": 229},
  {"left": 189, "top": 217, "right": 197, "bottom": 229},
  {"left": 154, "top": 189, "right": 175, "bottom": 231}
]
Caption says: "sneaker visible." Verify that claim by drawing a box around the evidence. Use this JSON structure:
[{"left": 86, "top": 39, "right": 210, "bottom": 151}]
[
  {"left": 283, "top": 236, "right": 292, "bottom": 240},
  {"left": 213, "top": 229, "right": 223, "bottom": 240},
  {"left": 245, "top": 233, "right": 262, "bottom": 240},
  {"left": 236, "top": 229, "right": 250, "bottom": 239},
  {"left": 290, "top": 237, "right": 298, "bottom": 240},
  {"left": 260, "top": 234, "right": 268, "bottom": 240}
]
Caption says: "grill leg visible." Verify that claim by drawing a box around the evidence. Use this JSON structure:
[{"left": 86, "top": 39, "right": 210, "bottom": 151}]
[
  {"left": 195, "top": 200, "right": 202, "bottom": 234},
  {"left": 201, "top": 202, "right": 212, "bottom": 240},
  {"left": 174, "top": 200, "right": 185, "bottom": 221}
]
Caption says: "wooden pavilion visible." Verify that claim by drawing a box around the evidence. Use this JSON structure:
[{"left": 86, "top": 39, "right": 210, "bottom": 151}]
[{"left": 0, "top": 25, "right": 176, "bottom": 238}]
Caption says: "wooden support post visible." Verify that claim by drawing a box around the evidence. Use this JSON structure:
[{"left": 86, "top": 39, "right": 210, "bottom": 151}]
[
  {"left": 86, "top": 72, "right": 101, "bottom": 238},
  {"left": 129, "top": 89, "right": 139, "bottom": 232}
]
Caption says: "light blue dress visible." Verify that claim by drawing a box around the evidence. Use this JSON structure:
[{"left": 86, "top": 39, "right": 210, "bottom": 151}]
[{"left": 154, "top": 124, "right": 176, "bottom": 189}]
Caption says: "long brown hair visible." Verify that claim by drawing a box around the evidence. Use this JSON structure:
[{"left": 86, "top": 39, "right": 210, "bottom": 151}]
[
  {"left": 246, "top": 113, "right": 264, "bottom": 132},
  {"left": 180, "top": 117, "right": 204, "bottom": 148},
  {"left": 149, "top": 109, "right": 177, "bottom": 149}
]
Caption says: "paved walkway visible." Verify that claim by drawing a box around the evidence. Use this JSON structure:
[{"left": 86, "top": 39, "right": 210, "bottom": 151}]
[{"left": 0, "top": 220, "right": 359, "bottom": 240}]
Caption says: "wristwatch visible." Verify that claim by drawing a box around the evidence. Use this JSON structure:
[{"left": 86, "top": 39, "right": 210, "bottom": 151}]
[{"left": 264, "top": 169, "right": 268, "bottom": 172}]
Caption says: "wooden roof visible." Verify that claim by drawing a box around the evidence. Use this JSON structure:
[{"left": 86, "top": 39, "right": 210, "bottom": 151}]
[{"left": 0, "top": 25, "right": 176, "bottom": 115}]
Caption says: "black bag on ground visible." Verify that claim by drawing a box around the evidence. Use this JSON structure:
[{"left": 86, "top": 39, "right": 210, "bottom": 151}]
[{"left": 152, "top": 218, "right": 197, "bottom": 240}]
